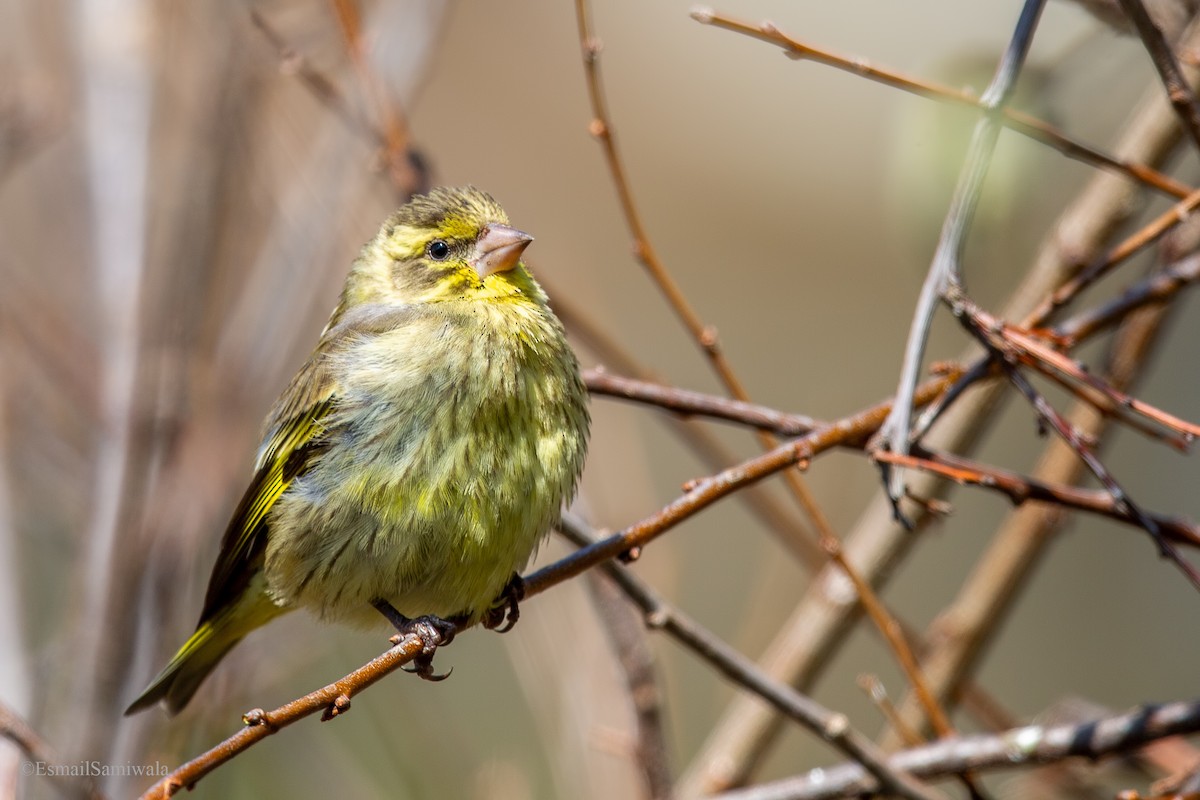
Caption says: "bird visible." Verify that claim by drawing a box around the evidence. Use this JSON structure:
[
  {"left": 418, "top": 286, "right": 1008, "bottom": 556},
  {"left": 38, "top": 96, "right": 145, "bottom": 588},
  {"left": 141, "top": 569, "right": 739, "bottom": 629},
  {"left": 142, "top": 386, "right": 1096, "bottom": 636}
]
[{"left": 125, "top": 186, "right": 590, "bottom": 715}]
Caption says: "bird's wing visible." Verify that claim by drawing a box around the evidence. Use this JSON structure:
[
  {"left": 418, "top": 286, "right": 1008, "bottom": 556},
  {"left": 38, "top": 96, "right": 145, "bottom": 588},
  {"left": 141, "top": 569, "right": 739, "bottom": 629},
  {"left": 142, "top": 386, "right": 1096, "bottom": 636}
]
[
  {"left": 198, "top": 354, "right": 338, "bottom": 623},
  {"left": 195, "top": 305, "right": 418, "bottom": 624}
]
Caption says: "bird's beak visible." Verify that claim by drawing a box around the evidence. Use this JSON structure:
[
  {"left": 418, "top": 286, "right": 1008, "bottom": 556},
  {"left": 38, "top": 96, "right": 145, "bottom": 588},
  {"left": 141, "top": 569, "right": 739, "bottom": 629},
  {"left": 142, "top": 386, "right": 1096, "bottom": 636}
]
[{"left": 470, "top": 223, "right": 533, "bottom": 279}]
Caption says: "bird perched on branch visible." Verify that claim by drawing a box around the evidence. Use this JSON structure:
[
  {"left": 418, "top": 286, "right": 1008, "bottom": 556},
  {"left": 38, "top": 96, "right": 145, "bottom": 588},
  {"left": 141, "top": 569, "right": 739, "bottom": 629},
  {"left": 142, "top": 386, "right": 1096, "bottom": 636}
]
[{"left": 126, "top": 186, "right": 590, "bottom": 715}]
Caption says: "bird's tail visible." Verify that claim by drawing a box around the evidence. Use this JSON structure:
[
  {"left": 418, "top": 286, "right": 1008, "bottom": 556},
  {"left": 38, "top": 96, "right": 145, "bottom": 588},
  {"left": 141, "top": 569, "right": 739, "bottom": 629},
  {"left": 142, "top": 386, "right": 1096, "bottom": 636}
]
[{"left": 125, "top": 596, "right": 286, "bottom": 716}]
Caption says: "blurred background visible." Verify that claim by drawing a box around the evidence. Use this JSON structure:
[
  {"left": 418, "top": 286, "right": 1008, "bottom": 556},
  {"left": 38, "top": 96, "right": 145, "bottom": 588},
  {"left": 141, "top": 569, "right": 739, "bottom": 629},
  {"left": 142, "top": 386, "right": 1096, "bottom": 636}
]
[{"left": 2, "top": 0, "right": 1199, "bottom": 798}]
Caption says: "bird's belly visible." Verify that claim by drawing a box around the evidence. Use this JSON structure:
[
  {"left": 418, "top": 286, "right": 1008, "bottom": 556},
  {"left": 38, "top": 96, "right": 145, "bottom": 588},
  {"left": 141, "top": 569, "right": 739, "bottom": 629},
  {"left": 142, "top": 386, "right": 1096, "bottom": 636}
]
[{"left": 262, "top": 400, "right": 571, "bottom": 628}]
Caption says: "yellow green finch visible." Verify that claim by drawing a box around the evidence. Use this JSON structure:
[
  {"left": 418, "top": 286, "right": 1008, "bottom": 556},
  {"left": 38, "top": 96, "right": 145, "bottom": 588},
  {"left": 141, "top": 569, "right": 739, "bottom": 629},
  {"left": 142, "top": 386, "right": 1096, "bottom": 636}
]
[{"left": 126, "top": 187, "right": 590, "bottom": 715}]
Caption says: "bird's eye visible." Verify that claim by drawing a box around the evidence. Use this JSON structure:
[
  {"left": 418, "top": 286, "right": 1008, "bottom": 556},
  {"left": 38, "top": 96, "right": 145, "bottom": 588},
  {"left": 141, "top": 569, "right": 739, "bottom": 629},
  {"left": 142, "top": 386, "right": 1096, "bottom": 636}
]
[{"left": 427, "top": 240, "right": 451, "bottom": 261}]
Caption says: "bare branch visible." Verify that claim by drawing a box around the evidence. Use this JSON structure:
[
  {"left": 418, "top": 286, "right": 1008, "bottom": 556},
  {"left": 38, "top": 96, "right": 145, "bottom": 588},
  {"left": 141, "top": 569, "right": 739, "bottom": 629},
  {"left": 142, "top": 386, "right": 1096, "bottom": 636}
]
[{"left": 711, "top": 699, "right": 1200, "bottom": 800}]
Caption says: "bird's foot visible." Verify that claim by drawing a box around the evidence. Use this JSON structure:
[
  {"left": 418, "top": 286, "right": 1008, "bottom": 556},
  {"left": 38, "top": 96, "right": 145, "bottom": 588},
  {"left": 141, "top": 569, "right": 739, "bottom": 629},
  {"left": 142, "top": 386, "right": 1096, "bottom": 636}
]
[
  {"left": 481, "top": 572, "right": 525, "bottom": 634},
  {"left": 371, "top": 599, "right": 459, "bottom": 682}
]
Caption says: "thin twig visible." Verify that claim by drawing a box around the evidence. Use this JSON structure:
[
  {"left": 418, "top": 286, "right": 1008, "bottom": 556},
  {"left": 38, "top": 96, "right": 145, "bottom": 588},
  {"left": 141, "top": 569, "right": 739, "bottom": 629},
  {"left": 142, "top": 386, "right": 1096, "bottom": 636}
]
[
  {"left": 1001, "top": 323, "right": 1199, "bottom": 446},
  {"left": 1024, "top": 185, "right": 1200, "bottom": 327},
  {"left": 249, "top": 10, "right": 383, "bottom": 144},
  {"left": 874, "top": 449, "right": 1200, "bottom": 549},
  {"left": 1055, "top": 252, "right": 1200, "bottom": 346},
  {"left": 327, "top": 0, "right": 422, "bottom": 196},
  {"left": 689, "top": 8, "right": 1193, "bottom": 200},
  {"left": 681, "top": 24, "right": 1200, "bottom": 789},
  {"left": 879, "top": 281, "right": 1185, "bottom": 748},
  {"left": 584, "top": 368, "right": 822, "bottom": 435},
  {"left": 711, "top": 699, "right": 1200, "bottom": 800},
  {"left": 573, "top": 0, "right": 825, "bottom": 554},
  {"left": 549, "top": 288, "right": 825, "bottom": 569},
  {"left": 1117, "top": 0, "right": 1200, "bottom": 152},
  {"left": 954, "top": 292, "right": 1200, "bottom": 591}
]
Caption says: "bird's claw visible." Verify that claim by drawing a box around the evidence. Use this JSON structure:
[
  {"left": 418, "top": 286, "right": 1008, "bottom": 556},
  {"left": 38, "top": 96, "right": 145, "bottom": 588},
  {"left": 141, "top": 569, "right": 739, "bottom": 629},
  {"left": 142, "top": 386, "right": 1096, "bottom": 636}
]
[
  {"left": 482, "top": 573, "right": 525, "bottom": 633},
  {"left": 372, "top": 600, "right": 458, "bottom": 682}
]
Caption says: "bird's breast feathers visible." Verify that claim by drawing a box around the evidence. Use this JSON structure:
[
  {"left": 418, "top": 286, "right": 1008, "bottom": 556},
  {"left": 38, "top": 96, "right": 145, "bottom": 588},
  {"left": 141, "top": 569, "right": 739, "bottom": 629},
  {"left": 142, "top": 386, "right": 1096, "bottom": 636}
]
[{"left": 263, "top": 298, "right": 588, "bottom": 625}]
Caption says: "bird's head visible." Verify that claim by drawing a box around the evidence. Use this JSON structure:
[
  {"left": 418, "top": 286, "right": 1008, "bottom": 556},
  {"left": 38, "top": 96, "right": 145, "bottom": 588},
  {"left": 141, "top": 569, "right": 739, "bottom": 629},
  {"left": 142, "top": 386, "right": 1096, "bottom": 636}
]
[{"left": 340, "top": 186, "right": 540, "bottom": 310}]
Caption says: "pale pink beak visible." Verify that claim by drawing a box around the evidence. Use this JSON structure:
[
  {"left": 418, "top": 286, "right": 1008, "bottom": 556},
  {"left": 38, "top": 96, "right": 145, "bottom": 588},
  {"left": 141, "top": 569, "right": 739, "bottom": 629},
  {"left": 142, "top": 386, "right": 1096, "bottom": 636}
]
[{"left": 470, "top": 223, "right": 533, "bottom": 279}]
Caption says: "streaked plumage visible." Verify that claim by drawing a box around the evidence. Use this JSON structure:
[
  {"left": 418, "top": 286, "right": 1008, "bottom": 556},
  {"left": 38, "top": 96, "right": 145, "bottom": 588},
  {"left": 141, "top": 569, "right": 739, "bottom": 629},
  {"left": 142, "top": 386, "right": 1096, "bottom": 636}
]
[{"left": 127, "top": 187, "right": 589, "bottom": 715}]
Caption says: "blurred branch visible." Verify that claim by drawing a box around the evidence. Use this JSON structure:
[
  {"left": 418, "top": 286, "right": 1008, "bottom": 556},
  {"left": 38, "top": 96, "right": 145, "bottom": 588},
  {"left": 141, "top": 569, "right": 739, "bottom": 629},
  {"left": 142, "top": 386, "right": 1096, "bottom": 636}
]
[
  {"left": 711, "top": 698, "right": 1200, "bottom": 800},
  {"left": 1117, "top": 0, "right": 1200, "bottom": 151},
  {"left": 327, "top": 0, "right": 423, "bottom": 196},
  {"left": 0, "top": 700, "right": 106, "bottom": 800},
  {"left": 585, "top": 571, "right": 672, "bottom": 800},
  {"left": 558, "top": 514, "right": 945, "bottom": 800},
  {"left": 689, "top": 9, "right": 1194, "bottom": 200},
  {"left": 250, "top": 7, "right": 426, "bottom": 198},
  {"left": 250, "top": 10, "right": 382, "bottom": 142}
]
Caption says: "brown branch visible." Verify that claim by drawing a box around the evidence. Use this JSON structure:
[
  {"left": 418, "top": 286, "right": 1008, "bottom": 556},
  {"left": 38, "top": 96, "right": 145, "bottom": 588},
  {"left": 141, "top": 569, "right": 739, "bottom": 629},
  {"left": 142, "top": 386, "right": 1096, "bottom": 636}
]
[
  {"left": 525, "top": 374, "right": 953, "bottom": 594},
  {"left": 1117, "top": 0, "right": 1200, "bottom": 153},
  {"left": 140, "top": 634, "right": 429, "bottom": 798},
  {"left": 955, "top": 290, "right": 1200, "bottom": 592},
  {"left": 585, "top": 571, "right": 672, "bottom": 799},
  {"left": 573, "top": 0, "right": 832, "bottom": 551},
  {"left": 689, "top": 8, "right": 1194, "bottom": 201},
  {"left": 250, "top": 11, "right": 383, "bottom": 145},
  {"left": 0, "top": 700, "right": 106, "bottom": 800},
  {"left": 583, "top": 368, "right": 823, "bottom": 435},
  {"left": 1024, "top": 185, "right": 1200, "bottom": 327},
  {"left": 328, "top": 0, "right": 423, "bottom": 196},
  {"left": 1055, "top": 252, "right": 1200, "bottom": 346},
  {"left": 874, "top": 449, "right": 1200, "bottom": 549},
  {"left": 1002, "top": 323, "right": 1200, "bottom": 447},
  {"left": 711, "top": 699, "right": 1200, "bottom": 800},
  {"left": 549, "top": 287, "right": 825, "bottom": 569},
  {"left": 880, "top": 274, "right": 1185, "bottom": 748},
  {"left": 682, "top": 20, "right": 1200, "bottom": 788}
]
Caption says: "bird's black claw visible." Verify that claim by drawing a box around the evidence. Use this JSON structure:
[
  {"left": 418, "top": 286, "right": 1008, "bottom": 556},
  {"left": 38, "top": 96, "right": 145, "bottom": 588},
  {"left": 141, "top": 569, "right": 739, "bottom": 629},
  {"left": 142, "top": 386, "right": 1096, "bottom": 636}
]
[
  {"left": 402, "top": 651, "right": 454, "bottom": 682},
  {"left": 372, "top": 599, "right": 459, "bottom": 682},
  {"left": 482, "top": 573, "right": 525, "bottom": 634}
]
